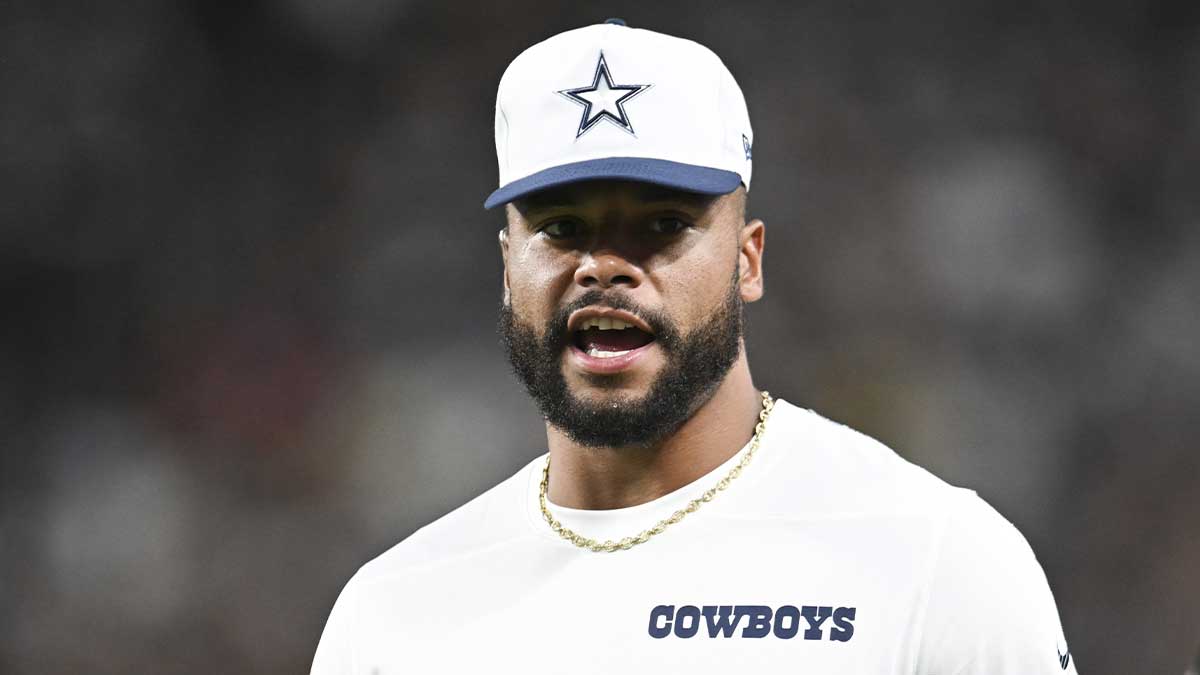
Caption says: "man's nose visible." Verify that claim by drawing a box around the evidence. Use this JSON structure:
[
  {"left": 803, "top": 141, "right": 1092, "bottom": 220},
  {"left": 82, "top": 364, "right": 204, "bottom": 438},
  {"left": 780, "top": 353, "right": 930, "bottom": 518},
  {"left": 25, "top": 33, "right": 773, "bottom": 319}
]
[{"left": 573, "top": 249, "right": 643, "bottom": 289}]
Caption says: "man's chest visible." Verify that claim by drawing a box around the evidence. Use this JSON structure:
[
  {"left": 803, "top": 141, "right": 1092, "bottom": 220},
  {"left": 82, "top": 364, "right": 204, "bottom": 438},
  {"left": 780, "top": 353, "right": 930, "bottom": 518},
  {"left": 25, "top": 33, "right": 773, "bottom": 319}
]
[{"left": 351, "top": 517, "right": 935, "bottom": 673}]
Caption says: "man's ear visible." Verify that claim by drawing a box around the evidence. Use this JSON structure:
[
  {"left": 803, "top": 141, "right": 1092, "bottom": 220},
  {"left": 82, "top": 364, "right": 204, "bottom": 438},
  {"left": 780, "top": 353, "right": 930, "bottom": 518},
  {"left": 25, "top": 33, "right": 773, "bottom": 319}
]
[
  {"left": 738, "top": 218, "right": 765, "bottom": 303},
  {"left": 498, "top": 226, "right": 511, "bottom": 304}
]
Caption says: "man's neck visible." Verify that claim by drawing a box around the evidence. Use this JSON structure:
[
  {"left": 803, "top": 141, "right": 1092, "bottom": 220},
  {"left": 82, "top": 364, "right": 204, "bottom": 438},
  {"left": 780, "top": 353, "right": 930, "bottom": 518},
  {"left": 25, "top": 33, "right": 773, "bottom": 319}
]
[{"left": 543, "top": 355, "right": 763, "bottom": 510}]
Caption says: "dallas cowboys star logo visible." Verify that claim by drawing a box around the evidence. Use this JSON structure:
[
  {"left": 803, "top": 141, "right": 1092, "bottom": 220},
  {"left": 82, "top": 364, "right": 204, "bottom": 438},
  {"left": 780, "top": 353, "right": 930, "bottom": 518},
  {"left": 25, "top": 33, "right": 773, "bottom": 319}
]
[{"left": 556, "top": 52, "right": 652, "bottom": 138}]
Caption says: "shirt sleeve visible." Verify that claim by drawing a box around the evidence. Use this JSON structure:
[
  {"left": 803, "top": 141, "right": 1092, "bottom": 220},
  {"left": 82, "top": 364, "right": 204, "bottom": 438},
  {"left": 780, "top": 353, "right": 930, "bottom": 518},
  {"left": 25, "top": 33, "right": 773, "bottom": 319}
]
[
  {"left": 916, "top": 491, "right": 1078, "bottom": 674},
  {"left": 310, "top": 573, "right": 360, "bottom": 675}
]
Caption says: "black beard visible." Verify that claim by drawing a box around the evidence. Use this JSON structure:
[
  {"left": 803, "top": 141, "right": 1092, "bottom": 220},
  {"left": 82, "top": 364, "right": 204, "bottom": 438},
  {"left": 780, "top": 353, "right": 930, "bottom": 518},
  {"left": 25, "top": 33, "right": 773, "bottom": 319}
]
[{"left": 497, "top": 271, "right": 743, "bottom": 448}]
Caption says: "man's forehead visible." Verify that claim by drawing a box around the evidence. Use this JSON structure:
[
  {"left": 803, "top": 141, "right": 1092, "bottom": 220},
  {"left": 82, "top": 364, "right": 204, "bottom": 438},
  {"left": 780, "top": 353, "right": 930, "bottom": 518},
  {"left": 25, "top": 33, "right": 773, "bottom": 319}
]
[{"left": 513, "top": 180, "right": 720, "bottom": 213}]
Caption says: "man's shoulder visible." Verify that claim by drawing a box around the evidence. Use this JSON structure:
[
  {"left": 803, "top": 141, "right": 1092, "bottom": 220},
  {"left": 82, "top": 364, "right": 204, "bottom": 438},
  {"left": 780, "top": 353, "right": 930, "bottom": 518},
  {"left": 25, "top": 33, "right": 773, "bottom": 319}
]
[
  {"left": 747, "top": 399, "right": 979, "bottom": 519},
  {"left": 352, "top": 455, "right": 543, "bottom": 585},
  {"left": 772, "top": 398, "right": 1045, "bottom": 554}
]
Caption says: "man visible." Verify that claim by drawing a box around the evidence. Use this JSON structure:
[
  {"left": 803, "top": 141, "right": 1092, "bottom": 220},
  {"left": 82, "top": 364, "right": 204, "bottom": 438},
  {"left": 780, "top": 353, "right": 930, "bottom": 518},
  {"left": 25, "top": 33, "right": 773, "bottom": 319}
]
[{"left": 312, "top": 20, "right": 1078, "bottom": 673}]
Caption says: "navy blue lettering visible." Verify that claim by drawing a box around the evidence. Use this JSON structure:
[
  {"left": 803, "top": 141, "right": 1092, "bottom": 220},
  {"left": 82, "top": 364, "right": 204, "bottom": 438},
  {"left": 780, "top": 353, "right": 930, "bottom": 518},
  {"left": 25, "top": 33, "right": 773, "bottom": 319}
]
[
  {"left": 702, "top": 605, "right": 740, "bottom": 638},
  {"left": 739, "top": 605, "right": 773, "bottom": 638},
  {"left": 830, "top": 606, "right": 856, "bottom": 642},
  {"left": 772, "top": 605, "right": 801, "bottom": 639},
  {"left": 648, "top": 603, "right": 858, "bottom": 640},
  {"left": 673, "top": 605, "right": 701, "bottom": 638},
  {"left": 648, "top": 605, "right": 673, "bottom": 639},
  {"left": 801, "top": 605, "right": 833, "bottom": 640}
]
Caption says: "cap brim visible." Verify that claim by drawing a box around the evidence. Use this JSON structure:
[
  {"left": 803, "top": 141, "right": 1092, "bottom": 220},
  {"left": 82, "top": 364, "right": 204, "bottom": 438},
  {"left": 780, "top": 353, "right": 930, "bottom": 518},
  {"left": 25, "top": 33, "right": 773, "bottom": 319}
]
[{"left": 483, "top": 157, "right": 742, "bottom": 209}]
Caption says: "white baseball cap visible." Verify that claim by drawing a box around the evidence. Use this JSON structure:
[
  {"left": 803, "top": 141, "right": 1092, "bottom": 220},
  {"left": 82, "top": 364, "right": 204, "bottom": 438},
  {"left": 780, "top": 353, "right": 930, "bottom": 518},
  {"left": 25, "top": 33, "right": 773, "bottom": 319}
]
[{"left": 483, "top": 19, "right": 754, "bottom": 209}]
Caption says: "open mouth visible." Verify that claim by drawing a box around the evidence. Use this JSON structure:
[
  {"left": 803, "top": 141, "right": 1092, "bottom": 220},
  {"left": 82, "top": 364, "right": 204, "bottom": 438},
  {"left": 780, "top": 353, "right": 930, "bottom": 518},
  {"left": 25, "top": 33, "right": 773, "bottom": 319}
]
[{"left": 571, "top": 317, "right": 656, "bottom": 358}]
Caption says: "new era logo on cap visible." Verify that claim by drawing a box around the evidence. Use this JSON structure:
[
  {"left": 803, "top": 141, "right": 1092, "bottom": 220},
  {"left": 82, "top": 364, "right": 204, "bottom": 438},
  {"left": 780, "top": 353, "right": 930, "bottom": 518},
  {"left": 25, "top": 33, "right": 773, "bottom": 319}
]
[{"left": 484, "top": 21, "right": 753, "bottom": 209}]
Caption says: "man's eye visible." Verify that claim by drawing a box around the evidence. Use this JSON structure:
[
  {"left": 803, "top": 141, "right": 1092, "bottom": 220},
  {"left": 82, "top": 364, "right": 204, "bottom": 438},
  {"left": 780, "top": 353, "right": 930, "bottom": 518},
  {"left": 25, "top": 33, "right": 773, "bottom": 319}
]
[
  {"left": 650, "top": 217, "right": 689, "bottom": 235},
  {"left": 541, "top": 220, "right": 579, "bottom": 238}
]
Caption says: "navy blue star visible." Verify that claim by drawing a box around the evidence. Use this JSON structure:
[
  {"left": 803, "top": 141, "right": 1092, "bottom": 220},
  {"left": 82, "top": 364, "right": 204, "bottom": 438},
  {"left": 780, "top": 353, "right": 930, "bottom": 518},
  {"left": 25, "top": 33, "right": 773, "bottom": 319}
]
[{"left": 557, "top": 52, "right": 652, "bottom": 138}]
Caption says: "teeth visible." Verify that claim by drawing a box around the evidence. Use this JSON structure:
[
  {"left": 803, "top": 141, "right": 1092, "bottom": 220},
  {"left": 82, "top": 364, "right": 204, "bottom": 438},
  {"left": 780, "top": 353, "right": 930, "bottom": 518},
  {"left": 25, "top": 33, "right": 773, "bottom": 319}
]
[
  {"left": 579, "top": 317, "right": 634, "bottom": 331},
  {"left": 587, "top": 346, "right": 632, "bottom": 358}
]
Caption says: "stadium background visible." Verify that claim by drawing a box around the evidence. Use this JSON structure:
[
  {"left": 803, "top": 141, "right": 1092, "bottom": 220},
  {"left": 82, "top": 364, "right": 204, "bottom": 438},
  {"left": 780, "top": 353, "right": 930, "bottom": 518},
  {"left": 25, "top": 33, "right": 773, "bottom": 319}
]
[{"left": 2, "top": 1, "right": 1198, "bottom": 673}]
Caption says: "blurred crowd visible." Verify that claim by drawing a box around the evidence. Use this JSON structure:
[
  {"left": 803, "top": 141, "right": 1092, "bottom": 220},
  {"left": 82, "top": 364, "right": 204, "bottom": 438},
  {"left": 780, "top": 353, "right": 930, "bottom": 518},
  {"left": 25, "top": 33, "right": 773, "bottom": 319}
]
[{"left": 2, "top": 1, "right": 1198, "bottom": 673}]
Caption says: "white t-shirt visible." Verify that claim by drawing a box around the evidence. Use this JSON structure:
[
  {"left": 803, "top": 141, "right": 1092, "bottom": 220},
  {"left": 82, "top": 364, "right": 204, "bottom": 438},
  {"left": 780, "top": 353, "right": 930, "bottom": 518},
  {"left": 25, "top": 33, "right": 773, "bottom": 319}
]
[{"left": 312, "top": 398, "right": 1078, "bottom": 674}]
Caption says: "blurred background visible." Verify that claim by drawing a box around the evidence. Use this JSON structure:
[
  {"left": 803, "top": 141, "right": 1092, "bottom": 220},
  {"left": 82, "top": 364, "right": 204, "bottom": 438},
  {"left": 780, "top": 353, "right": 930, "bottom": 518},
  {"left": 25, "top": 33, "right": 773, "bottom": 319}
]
[{"left": 2, "top": 0, "right": 1198, "bottom": 673}]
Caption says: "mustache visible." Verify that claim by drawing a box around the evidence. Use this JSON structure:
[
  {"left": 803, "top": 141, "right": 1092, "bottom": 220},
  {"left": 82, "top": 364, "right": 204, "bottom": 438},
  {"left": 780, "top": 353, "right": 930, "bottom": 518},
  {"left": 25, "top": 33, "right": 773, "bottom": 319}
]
[{"left": 546, "top": 290, "right": 680, "bottom": 348}]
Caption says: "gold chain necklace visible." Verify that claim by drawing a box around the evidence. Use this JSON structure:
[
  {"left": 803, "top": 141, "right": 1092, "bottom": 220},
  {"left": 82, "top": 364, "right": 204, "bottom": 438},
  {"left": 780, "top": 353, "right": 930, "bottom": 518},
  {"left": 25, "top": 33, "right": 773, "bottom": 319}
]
[{"left": 539, "top": 391, "right": 775, "bottom": 553}]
